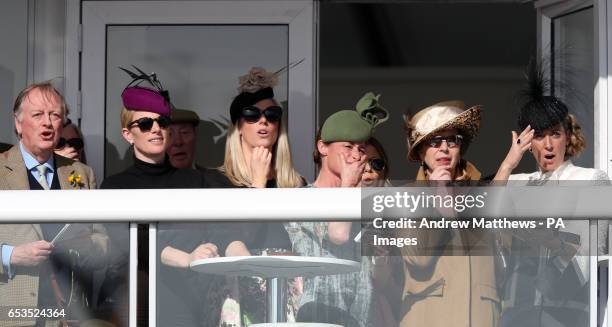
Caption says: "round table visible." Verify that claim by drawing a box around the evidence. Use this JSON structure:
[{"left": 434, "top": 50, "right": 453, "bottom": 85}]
[{"left": 191, "top": 256, "right": 360, "bottom": 324}]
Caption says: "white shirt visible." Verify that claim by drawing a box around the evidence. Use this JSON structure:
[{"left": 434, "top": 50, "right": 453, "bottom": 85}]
[{"left": 508, "top": 160, "right": 609, "bottom": 185}]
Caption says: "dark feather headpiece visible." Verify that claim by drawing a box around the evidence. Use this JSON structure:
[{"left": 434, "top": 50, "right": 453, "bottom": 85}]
[{"left": 518, "top": 59, "right": 569, "bottom": 132}]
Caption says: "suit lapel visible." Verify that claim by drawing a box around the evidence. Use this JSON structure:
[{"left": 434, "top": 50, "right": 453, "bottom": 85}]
[
  {"left": 0, "top": 146, "right": 30, "bottom": 190},
  {"left": 56, "top": 155, "right": 75, "bottom": 190},
  {"left": 0, "top": 147, "right": 44, "bottom": 239}
]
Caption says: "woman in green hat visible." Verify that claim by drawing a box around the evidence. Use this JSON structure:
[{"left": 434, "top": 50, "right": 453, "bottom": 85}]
[{"left": 286, "top": 92, "right": 388, "bottom": 327}]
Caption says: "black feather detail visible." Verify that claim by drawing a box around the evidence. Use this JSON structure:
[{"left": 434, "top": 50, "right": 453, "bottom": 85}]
[
  {"left": 119, "top": 65, "right": 174, "bottom": 109},
  {"left": 517, "top": 57, "right": 569, "bottom": 132}
]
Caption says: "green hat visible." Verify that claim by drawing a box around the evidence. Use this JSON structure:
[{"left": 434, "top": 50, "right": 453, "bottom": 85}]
[
  {"left": 320, "top": 92, "right": 389, "bottom": 142},
  {"left": 171, "top": 108, "right": 200, "bottom": 126}
]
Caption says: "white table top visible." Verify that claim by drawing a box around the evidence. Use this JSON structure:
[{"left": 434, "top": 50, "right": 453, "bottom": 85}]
[{"left": 190, "top": 255, "right": 360, "bottom": 278}]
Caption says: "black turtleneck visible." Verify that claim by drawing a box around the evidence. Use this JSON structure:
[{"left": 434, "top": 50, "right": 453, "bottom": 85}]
[
  {"left": 99, "top": 156, "right": 218, "bottom": 326},
  {"left": 100, "top": 156, "right": 207, "bottom": 189}
]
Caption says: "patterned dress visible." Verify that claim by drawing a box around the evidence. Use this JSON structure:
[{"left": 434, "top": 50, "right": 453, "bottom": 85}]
[{"left": 285, "top": 220, "right": 372, "bottom": 327}]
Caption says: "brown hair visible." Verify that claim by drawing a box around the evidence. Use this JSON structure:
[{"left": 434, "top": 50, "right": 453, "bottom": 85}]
[
  {"left": 367, "top": 137, "right": 390, "bottom": 180},
  {"left": 564, "top": 113, "right": 587, "bottom": 158}
]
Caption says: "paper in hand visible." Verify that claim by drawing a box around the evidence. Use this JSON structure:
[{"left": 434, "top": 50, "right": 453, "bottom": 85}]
[{"left": 51, "top": 224, "right": 90, "bottom": 245}]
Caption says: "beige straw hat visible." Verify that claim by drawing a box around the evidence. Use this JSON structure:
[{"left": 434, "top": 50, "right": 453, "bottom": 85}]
[{"left": 405, "top": 100, "right": 481, "bottom": 161}]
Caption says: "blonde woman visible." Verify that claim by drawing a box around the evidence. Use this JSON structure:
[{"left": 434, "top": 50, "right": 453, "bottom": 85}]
[{"left": 203, "top": 67, "right": 304, "bottom": 325}]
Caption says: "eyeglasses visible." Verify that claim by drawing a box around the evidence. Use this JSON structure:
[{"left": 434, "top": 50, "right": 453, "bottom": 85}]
[
  {"left": 127, "top": 116, "right": 171, "bottom": 132},
  {"left": 241, "top": 106, "right": 283, "bottom": 123},
  {"left": 368, "top": 158, "right": 386, "bottom": 172},
  {"left": 56, "top": 137, "right": 84, "bottom": 150},
  {"left": 426, "top": 135, "right": 463, "bottom": 148}
]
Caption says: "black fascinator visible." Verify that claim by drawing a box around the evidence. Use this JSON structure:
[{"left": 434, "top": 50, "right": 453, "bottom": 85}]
[{"left": 517, "top": 59, "right": 569, "bottom": 132}]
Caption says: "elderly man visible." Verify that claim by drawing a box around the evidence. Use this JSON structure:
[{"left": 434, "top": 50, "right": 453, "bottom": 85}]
[
  {"left": 167, "top": 108, "right": 202, "bottom": 169},
  {"left": 0, "top": 82, "right": 108, "bottom": 327}
]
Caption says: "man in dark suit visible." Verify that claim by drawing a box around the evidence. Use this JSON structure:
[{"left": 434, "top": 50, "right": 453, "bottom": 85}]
[{"left": 0, "top": 82, "right": 108, "bottom": 327}]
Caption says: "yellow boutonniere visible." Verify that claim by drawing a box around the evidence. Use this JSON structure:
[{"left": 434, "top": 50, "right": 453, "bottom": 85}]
[{"left": 68, "top": 172, "right": 84, "bottom": 188}]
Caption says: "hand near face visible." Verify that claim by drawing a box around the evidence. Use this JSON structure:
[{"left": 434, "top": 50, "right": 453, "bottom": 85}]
[
  {"left": 493, "top": 126, "right": 534, "bottom": 182},
  {"left": 429, "top": 165, "right": 452, "bottom": 182},
  {"left": 189, "top": 243, "right": 219, "bottom": 262},
  {"left": 251, "top": 146, "right": 272, "bottom": 188},
  {"left": 10, "top": 240, "right": 54, "bottom": 267},
  {"left": 503, "top": 126, "right": 534, "bottom": 170},
  {"left": 339, "top": 151, "right": 366, "bottom": 187}
]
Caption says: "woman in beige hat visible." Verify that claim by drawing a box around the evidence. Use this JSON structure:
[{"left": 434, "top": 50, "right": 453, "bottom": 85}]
[
  {"left": 397, "top": 101, "right": 501, "bottom": 327},
  {"left": 405, "top": 100, "right": 482, "bottom": 182}
]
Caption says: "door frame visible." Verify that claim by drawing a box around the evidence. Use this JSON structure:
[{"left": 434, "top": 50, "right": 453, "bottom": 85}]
[{"left": 71, "top": 0, "right": 316, "bottom": 183}]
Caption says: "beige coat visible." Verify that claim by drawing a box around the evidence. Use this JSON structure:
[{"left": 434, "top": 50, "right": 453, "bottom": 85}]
[
  {"left": 0, "top": 145, "right": 108, "bottom": 327},
  {"left": 398, "top": 161, "right": 501, "bottom": 327}
]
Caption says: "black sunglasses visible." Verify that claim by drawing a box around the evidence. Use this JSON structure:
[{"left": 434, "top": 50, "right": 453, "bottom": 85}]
[
  {"left": 241, "top": 106, "right": 283, "bottom": 123},
  {"left": 426, "top": 135, "right": 463, "bottom": 148},
  {"left": 56, "top": 137, "right": 84, "bottom": 150},
  {"left": 368, "top": 158, "right": 386, "bottom": 172},
  {"left": 127, "top": 116, "right": 171, "bottom": 132}
]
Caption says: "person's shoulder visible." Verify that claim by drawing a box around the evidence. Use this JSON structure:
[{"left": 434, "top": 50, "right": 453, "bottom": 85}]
[
  {"left": 202, "top": 168, "right": 234, "bottom": 188},
  {"left": 0, "top": 142, "right": 12, "bottom": 154},
  {"left": 100, "top": 169, "right": 132, "bottom": 189},
  {"left": 565, "top": 163, "right": 610, "bottom": 182}
]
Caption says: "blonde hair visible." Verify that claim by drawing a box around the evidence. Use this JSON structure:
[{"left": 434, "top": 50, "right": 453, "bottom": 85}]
[
  {"left": 220, "top": 119, "right": 303, "bottom": 188},
  {"left": 120, "top": 107, "right": 135, "bottom": 128},
  {"left": 565, "top": 113, "right": 587, "bottom": 158}
]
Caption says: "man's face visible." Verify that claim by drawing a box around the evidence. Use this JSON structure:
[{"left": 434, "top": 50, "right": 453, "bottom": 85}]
[
  {"left": 167, "top": 123, "right": 196, "bottom": 169},
  {"left": 14, "top": 88, "right": 64, "bottom": 161}
]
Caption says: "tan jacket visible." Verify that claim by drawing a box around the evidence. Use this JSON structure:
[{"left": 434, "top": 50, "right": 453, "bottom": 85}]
[
  {"left": 0, "top": 146, "right": 108, "bottom": 327},
  {"left": 398, "top": 161, "right": 500, "bottom": 327}
]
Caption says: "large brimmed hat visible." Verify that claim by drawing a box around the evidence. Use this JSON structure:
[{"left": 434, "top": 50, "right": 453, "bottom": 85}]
[{"left": 405, "top": 100, "right": 481, "bottom": 161}]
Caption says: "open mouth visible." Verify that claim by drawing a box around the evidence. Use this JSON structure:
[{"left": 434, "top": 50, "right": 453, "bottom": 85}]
[
  {"left": 40, "top": 131, "right": 54, "bottom": 140},
  {"left": 544, "top": 154, "right": 555, "bottom": 160}
]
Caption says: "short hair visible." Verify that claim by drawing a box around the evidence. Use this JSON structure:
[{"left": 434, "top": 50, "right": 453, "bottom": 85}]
[{"left": 13, "top": 81, "right": 68, "bottom": 121}]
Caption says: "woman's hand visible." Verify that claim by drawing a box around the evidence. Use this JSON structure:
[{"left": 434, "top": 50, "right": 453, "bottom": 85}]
[
  {"left": 429, "top": 165, "right": 452, "bottom": 182},
  {"left": 494, "top": 125, "right": 534, "bottom": 181},
  {"left": 339, "top": 152, "right": 366, "bottom": 187},
  {"left": 251, "top": 146, "right": 272, "bottom": 188},
  {"left": 188, "top": 243, "right": 219, "bottom": 262},
  {"left": 160, "top": 243, "right": 218, "bottom": 268}
]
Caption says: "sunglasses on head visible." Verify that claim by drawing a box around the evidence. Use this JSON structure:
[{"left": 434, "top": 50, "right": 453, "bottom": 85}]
[
  {"left": 426, "top": 135, "right": 463, "bottom": 148},
  {"left": 241, "top": 106, "right": 283, "bottom": 123},
  {"left": 56, "top": 137, "right": 84, "bottom": 150},
  {"left": 127, "top": 116, "right": 171, "bottom": 132},
  {"left": 368, "top": 158, "right": 386, "bottom": 172}
]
